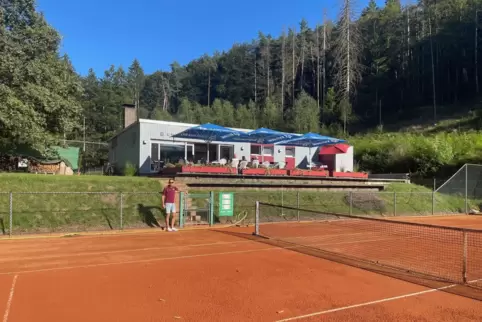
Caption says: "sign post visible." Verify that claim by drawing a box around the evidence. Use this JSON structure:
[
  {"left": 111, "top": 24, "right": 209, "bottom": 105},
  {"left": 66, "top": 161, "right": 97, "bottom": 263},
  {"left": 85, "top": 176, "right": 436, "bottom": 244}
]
[{"left": 218, "top": 192, "right": 234, "bottom": 222}]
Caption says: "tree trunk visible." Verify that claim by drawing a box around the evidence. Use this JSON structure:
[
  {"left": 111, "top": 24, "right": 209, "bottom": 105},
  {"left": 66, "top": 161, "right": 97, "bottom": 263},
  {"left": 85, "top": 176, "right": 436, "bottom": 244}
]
[
  {"left": 207, "top": 68, "right": 211, "bottom": 108},
  {"left": 476, "top": 9, "right": 479, "bottom": 95},
  {"left": 428, "top": 12, "right": 437, "bottom": 124},
  {"left": 292, "top": 26, "right": 296, "bottom": 105},
  {"left": 316, "top": 24, "right": 321, "bottom": 111},
  {"left": 281, "top": 28, "right": 286, "bottom": 113}
]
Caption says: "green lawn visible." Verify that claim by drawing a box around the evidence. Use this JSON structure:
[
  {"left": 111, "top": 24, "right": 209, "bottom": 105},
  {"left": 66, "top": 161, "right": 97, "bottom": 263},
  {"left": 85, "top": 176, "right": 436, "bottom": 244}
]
[{"left": 0, "top": 174, "right": 164, "bottom": 235}]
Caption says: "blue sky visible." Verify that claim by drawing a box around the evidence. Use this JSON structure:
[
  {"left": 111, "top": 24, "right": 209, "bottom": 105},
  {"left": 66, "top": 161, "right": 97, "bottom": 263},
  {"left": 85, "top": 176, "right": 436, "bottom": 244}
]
[{"left": 37, "top": 0, "right": 383, "bottom": 76}]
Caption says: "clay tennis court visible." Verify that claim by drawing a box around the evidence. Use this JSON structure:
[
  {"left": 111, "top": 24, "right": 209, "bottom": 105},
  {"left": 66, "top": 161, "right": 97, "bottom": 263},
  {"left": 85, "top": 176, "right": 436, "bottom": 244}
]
[{"left": 1, "top": 215, "right": 482, "bottom": 322}]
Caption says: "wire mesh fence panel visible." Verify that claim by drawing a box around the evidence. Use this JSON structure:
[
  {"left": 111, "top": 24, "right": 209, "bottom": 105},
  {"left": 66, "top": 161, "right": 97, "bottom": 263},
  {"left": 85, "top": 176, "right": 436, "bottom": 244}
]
[
  {"left": 350, "top": 192, "right": 395, "bottom": 217},
  {"left": 121, "top": 192, "right": 163, "bottom": 230},
  {"left": 0, "top": 193, "right": 10, "bottom": 236},
  {"left": 11, "top": 192, "right": 120, "bottom": 235},
  {"left": 183, "top": 193, "right": 211, "bottom": 226},
  {"left": 255, "top": 203, "right": 482, "bottom": 285},
  {"left": 434, "top": 192, "right": 466, "bottom": 215},
  {"left": 435, "top": 164, "right": 482, "bottom": 214},
  {"left": 392, "top": 192, "right": 434, "bottom": 216}
]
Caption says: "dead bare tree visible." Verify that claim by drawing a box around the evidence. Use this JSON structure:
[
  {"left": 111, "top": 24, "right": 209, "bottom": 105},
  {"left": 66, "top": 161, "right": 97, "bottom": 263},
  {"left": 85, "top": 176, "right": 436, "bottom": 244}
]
[
  {"left": 322, "top": 10, "right": 328, "bottom": 115},
  {"left": 332, "top": 0, "right": 362, "bottom": 134},
  {"left": 316, "top": 24, "right": 321, "bottom": 111},
  {"left": 476, "top": 7, "right": 480, "bottom": 95},
  {"left": 425, "top": 2, "right": 437, "bottom": 123},
  {"left": 292, "top": 26, "right": 297, "bottom": 105},
  {"left": 281, "top": 27, "right": 286, "bottom": 112}
]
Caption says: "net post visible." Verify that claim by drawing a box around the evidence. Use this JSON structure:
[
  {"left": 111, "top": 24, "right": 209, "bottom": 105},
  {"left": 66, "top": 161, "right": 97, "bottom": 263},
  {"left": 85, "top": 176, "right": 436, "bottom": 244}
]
[
  {"left": 254, "top": 201, "right": 260, "bottom": 236},
  {"left": 120, "top": 193, "right": 124, "bottom": 230},
  {"left": 297, "top": 191, "right": 300, "bottom": 221},
  {"left": 463, "top": 231, "right": 468, "bottom": 284},
  {"left": 465, "top": 164, "right": 468, "bottom": 214},
  {"left": 9, "top": 192, "right": 12, "bottom": 238},
  {"left": 393, "top": 192, "right": 397, "bottom": 216}
]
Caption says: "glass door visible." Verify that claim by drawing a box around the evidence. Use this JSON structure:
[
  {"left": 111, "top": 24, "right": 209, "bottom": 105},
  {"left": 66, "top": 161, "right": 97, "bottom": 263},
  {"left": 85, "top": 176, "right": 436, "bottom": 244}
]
[{"left": 150, "top": 143, "right": 160, "bottom": 172}]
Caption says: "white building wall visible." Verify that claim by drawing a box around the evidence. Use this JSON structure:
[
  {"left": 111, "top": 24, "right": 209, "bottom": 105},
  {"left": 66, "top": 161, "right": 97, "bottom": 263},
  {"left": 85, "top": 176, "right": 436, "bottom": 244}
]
[
  {"left": 108, "top": 123, "right": 140, "bottom": 173},
  {"left": 109, "top": 119, "right": 353, "bottom": 175},
  {"left": 335, "top": 146, "right": 354, "bottom": 172}
]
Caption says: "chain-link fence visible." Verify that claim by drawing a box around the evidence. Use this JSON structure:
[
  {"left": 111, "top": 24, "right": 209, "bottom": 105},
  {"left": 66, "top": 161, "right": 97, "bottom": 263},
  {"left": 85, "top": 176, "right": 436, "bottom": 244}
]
[
  {"left": 1, "top": 181, "right": 474, "bottom": 237},
  {"left": 208, "top": 188, "right": 467, "bottom": 227},
  {"left": 436, "top": 164, "right": 482, "bottom": 214},
  {"left": 0, "top": 192, "right": 164, "bottom": 237}
]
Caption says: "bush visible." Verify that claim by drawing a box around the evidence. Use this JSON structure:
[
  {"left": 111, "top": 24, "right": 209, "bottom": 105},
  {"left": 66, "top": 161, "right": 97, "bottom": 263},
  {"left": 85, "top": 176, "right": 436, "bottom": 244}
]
[
  {"left": 349, "top": 131, "right": 482, "bottom": 176},
  {"left": 123, "top": 162, "right": 137, "bottom": 176}
]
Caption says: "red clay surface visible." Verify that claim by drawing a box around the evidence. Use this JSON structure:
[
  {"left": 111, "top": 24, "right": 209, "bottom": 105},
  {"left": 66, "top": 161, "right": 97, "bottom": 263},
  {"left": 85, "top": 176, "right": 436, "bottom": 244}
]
[{"left": 0, "top": 215, "right": 482, "bottom": 322}]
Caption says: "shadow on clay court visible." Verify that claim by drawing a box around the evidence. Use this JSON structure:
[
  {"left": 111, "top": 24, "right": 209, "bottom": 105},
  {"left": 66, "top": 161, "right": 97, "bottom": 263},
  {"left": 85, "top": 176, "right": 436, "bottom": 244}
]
[
  {"left": 137, "top": 204, "right": 162, "bottom": 228},
  {"left": 213, "top": 228, "right": 482, "bottom": 302}
]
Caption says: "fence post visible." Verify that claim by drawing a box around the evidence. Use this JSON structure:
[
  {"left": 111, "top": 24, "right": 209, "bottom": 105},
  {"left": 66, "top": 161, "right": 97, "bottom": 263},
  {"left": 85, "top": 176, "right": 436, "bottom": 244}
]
[
  {"left": 119, "top": 193, "right": 124, "bottom": 230},
  {"left": 393, "top": 192, "right": 397, "bottom": 216},
  {"left": 297, "top": 191, "right": 300, "bottom": 222},
  {"left": 9, "top": 192, "right": 12, "bottom": 238},
  {"left": 432, "top": 191, "right": 435, "bottom": 215},
  {"left": 349, "top": 192, "right": 353, "bottom": 216},
  {"left": 254, "top": 201, "right": 260, "bottom": 236},
  {"left": 209, "top": 191, "right": 214, "bottom": 226},
  {"left": 179, "top": 192, "right": 184, "bottom": 229},
  {"left": 281, "top": 185, "right": 284, "bottom": 209},
  {"left": 465, "top": 164, "right": 468, "bottom": 214},
  {"left": 462, "top": 231, "right": 468, "bottom": 284}
]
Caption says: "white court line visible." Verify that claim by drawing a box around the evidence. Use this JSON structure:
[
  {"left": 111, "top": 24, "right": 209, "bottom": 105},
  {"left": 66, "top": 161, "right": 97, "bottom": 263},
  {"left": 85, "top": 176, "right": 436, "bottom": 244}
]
[
  {"left": 0, "top": 246, "right": 288, "bottom": 275},
  {"left": 275, "top": 279, "right": 482, "bottom": 322},
  {"left": 0, "top": 240, "right": 253, "bottom": 263},
  {"left": 2, "top": 275, "right": 18, "bottom": 322}
]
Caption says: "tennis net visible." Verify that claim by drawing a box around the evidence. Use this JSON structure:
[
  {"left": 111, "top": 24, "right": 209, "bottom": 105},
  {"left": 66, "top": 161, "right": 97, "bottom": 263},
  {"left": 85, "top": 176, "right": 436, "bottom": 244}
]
[{"left": 254, "top": 202, "right": 482, "bottom": 288}]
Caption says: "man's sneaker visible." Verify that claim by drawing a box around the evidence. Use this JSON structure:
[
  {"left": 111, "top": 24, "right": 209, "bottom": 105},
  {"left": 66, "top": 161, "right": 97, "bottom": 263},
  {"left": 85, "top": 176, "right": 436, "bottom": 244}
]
[
  {"left": 167, "top": 227, "right": 173, "bottom": 232},
  {"left": 171, "top": 227, "right": 178, "bottom": 232}
]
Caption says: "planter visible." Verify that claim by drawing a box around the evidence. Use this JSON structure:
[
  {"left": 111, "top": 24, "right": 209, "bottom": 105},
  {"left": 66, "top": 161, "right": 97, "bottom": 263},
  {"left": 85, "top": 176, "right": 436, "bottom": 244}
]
[
  {"left": 181, "top": 166, "right": 237, "bottom": 174},
  {"left": 289, "top": 169, "right": 329, "bottom": 177},
  {"left": 242, "top": 168, "right": 267, "bottom": 175},
  {"left": 266, "top": 169, "right": 288, "bottom": 176},
  {"left": 332, "top": 171, "right": 368, "bottom": 179},
  {"left": 162, "top": 166, "right": 182, "bottom": 175}
]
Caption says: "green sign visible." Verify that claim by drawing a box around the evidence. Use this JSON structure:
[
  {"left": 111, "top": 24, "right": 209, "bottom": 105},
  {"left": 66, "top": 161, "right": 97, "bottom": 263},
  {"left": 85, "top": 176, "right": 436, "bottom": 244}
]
[{"left": 218, "top": 192, "right": 234, "bottom": 217}]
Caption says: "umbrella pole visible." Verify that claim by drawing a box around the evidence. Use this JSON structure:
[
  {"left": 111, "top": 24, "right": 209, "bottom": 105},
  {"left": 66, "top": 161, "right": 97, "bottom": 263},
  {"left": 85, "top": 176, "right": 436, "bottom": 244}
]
[
  {"left": 309, "top": 147, "right": 312, "bottom": 169},
  {"left": 207, "top": 142, "right": 210, "bottom": 163}
]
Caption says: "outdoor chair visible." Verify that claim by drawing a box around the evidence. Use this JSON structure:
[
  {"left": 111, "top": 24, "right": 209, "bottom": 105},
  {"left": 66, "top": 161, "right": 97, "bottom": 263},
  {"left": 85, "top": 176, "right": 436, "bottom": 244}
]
[
  {"left": 230, "top": 159, "right": 239, "bottom": 168},
  {"left": 252, "top": 159, "right": 260, "bottom": 168}
]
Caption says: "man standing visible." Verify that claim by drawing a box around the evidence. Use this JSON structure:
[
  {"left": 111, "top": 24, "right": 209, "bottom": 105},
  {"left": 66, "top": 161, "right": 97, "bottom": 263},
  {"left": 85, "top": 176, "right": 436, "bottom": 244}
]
[{"left": 162, "top": 179, "right": 179, "bottom": 232}]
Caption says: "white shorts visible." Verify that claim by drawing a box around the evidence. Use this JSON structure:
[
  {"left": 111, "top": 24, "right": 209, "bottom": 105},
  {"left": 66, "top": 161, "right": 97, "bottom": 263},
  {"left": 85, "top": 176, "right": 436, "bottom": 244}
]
[{"left": 165, "top": 203, "right": 176, "bottom": 214}]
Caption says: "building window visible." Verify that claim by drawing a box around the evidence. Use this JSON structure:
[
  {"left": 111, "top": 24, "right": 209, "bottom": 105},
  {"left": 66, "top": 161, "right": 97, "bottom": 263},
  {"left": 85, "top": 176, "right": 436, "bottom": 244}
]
[
  {"left": 251, "top": 145, "right": 261, "bottom": 155},
  {"left": 286, "top": 147, "right": 295, "bottom": 157},
  {"left": 263, "top": 146, "right": 274, "bottom": 155}
]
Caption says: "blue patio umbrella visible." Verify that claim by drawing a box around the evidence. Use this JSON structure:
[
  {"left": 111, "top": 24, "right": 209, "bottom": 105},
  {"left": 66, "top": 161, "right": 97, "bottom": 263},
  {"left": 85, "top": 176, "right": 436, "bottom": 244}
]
[
  {"left": 171, "top": 123, "right": 247, "bottom": 162},
  {"left": 242, "top": 127, "right": 300, "bottom": 144},
  {"left": 226, "top": 127, "right": 301, "bottom": 162},
  {"left": 276, "top": 132, "right": 346, "bottom": 168}
]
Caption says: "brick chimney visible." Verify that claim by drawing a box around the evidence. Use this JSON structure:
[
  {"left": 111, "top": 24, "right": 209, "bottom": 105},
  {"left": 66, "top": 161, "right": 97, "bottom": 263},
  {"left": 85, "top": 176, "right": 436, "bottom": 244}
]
[{"left": 122, "top": 103, "right": 137, "bottom": 128}]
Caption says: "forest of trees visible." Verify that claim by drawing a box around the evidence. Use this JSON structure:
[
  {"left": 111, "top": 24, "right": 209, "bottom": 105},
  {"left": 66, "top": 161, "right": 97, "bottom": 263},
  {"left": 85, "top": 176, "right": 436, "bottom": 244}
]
[{"left": 1, "top": 0, "right": 482, "bottom": 168}]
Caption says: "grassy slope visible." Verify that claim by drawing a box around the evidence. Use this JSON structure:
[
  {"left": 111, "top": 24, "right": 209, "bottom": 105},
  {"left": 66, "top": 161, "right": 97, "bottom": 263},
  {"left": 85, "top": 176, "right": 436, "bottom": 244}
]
[
  {"left": 0, "top": 173, "right": 470, "bottom": 235},
  {"left": 197, "top": 183, "right": 468, "bottom": 225},
  {"left": 0, "top": 174, "right": 164, "bottom": 235}
]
